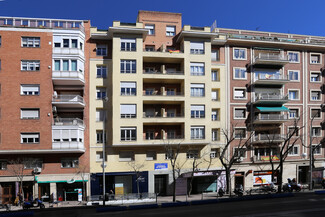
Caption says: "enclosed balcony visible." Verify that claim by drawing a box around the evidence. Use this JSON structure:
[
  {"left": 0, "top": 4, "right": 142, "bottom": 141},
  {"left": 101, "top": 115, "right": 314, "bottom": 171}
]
[
  {"left": 253, "top": 72, "right": 289, "bottom": 85},
  {"left": 252, "top": 147, "right": 280, "bottom": 162},
  {"left": 52, "top": 95, "right": 85, "bottom": 108},
  {"left": 254, "top": 113, "right": 289, "bottom": 124},
  {"left": 52, "top": 118, "right": 85, "bottom": 153},
  {"left": 52, "top": 70, "right": 85, "bottom": 85},
  {"left": 253, "top": 93, "right": 289, "bottom": 105},
  {"left": 253, "top": 52, "right": 289, "bottom": 66},
  {"left": 252, "top": 134, "right": 286, "bottom": 144}
]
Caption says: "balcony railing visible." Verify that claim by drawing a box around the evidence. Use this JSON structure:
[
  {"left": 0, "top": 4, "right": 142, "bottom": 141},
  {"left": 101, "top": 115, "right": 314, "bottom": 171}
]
[
  {"left": 52, "top": 70, "right": 85, "bottom": 84},
  {"left": 143, "top": 49, "right": 184, "bottom": 53},
  {"left": 255, "top": 53, "right": 288, "bottom": 62},
  {"left": 143, "top": 113, "right": 184, "bottom": 118},
  {"left": 255, "top": 93, "right": 288, "bottom": 101},
  {"left": 255, "top": 114, "right": 288, "bottom": 121},
  {"left": 252, "top": 155, "right": 280, "bottom": 162},
  {"left": 53, "top": 118, "right": 84, "bottom": 126},
  {"left": 144, "top": 135, "right": 184, "bottom": 140},
  {"left": 52, "top": 95, "right": 85, "bottom": 104},
  {"left": 143, "top": 70, "right": 184, "bottom": 75},
  {"left": 143, "top": 91, "right": 184, "bottom": 96},
  {"left": 253, "top": 134, "right": 286, "bottom": 142}
]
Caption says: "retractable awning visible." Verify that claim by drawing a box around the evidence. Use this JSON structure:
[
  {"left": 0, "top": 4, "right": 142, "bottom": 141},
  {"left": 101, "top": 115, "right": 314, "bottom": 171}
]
[{"left": 256, "top": 106, "right": 290, "bottom": 112}]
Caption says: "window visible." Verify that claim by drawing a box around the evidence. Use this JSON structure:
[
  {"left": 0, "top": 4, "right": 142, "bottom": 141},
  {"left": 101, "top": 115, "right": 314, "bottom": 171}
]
[
  {"left": 288, "top": 90, "right": 299, "bottom": 100},
  {"left": 120, "top": 60, "right": 136, "bottom": 73},
  {"left": 191, "top": 105, "right": 205, "bottom": 118},
  {"left": 21, "top": 133, "right": 40, "bottom": 143},
  {"left": 24, "top": 159, "right": 42, "bottom": 169},
  {"left": 191, "top": 126, "right": 205, "bottom": 139},
  {"left": 61, "top": 158, "right": 79, "bottom": 168},
  {"left": 21, "top": 60, "right": 40, "bottom": 71},
  {"left": 234, "top": 88, "right": 246, "bottom": 99},
  {"left": 21, "top": 108, "right": 39, "bottom": 119},
  {"left": 21, "top": 84, "right": 40, "bottom": 95},
  {"left": 167, "top": 130, "right": 176, "bottom": 139},
  {"left": 21, "top": 37, "right": 40, "bottom": 48},
  {"left": 190, "top": 62, "right": 205, "bottom": 75},
  {"left": 233, "top": 48, "right": 246, "bottom": 60},
  {"left": 96, "top": 151, "right": 103, "bottom": 161},
  {"left": 97, "top": 65, "right": 107, "bottom": 78},
  {"left": 96, "top": 109, "right": 105, "bottom": 122},
  {"left": 312, "top": 145, "right": 321, "bottom": 155},
  {"left": 289, "top": 109, "right": 299, "bottom": 119},
  {"left": 288, "top": 51, "right": 299, "bottom": 63},
  {"left": 54, "top": 42, "right": 61, "bottom": 47},
  {"left": 211, "top": 49, "right": 220, "bottom": 61},
  {"left": 120, "top": 127, "right": 136, "bottom": 141},
  {"left": 0, "top": 160, "right": 7, "bottom": 170},
  {"left": 212, "top": 129, "right": 220, "bottom": 141},
  {"left": 310, "top": 72, "right": 321, "bottom": 82},
  {"left": 288, "top": 126, "right": 299, "bottom": 137},
  {"left": 71, "top": 60, "right": 77, "bottom": 71},
  {"left": 120, "top": 104, "right": 136, "bottom": 118},
  {"left": 211, "top": 109, "right": 220, "bottom": 121},
  {"left": 63, "top": 60, "right": 69, "bottom": 71},
  {"left": 53, "top": 21, "right": 63, "bottom": 28},
  {"left": 311, "top": 91, "right": 321, "bottom": 101},
  {"left": 211, "top": 70, "right": 220, "bottom": 81},
  {"left": 310, "top": 53, "right": 321, "bottom": 64},
  {"left": 211, "top": 89, "right": 219, "bottom": 101},
  {"left": 190, "top": 84, "right": 205, "bottom": 97},
  {"left": 96, "top": 45, "right": 107, "bottom": 56},
  {"left": 187, "top": 150, "right": 199, "bottom": 159},
  {"left": 145, "top": 24, "right": 155, "bottom": 35},
  {"left": 234, "top": 108, "right": 246, "bottom": 119},
  {"left": 96, "top": 88, "right": 106, "bottom": 99},
  {"left": 312, "top": 127, "right": 321, "bottom": 137},
  {"left": 120, "top": 82, "right": 136, "bottom": 96},
  {"left": 311, "top": 109, "right": 321, "bottom": 119},
  {"left": 63, "top": 39, "right": 69, "bottom": 48},
  {"left": 190, "top": 42, "right": 204, "bottom": 54},
  {"left": 121, "top": 38, "right": 136, "bottom": 51},
  {"left": 146, "top": 151, "right": 157, "bottom": 161},
  {"left": 165, "top": 150, "right": 174, "bottom": 160},
  {"left": 166, "top": 26, "right": 176, "bottom": 36},
  {"left": 288, "top": 70, "right": 299, "bottom": 81},
  {"left": 54, "top": 60, "right": 60, "bottom": 71},
  {"left": 234, "top": 128, "right": 246, "bottom": 139},
  {"left": 210, "top": 148, "right": 220, "bottom": 158},
  {"left": 233, "top": 68, "right": 246, "bottom": 79},
  {"left": 96, "top": 130, "right": 106, "bottom": 143},
  {"left": 119, "top": 151, "right": 134, "bottom": 162},
  {"left": 71, "top": 39, "right": 78, "bottom": 48},
  {"left": 234, "top": 148, "right": 246, "bottom": 158},
  {"left": 145, "top": 45, "right": 155, "bottom": 51}
]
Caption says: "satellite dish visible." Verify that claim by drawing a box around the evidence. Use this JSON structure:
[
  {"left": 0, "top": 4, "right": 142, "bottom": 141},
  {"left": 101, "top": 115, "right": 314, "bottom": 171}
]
[{"left": 67, "top": 178, "right": 75, "bottom": 184}]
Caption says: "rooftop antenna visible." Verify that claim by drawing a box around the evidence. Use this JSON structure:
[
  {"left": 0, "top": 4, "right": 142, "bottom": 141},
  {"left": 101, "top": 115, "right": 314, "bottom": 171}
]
[
  {"left": 256, "top": 26, "right": 261, "bottom": 31},
  {"left": 211, "top": 20, "right": 217, "bottom": 32}
]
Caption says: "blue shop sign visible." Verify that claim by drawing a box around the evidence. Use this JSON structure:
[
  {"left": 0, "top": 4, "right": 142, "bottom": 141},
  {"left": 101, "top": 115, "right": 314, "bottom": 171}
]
[{"left": 154, "top": 163, "right": 168, "bottom": 170}]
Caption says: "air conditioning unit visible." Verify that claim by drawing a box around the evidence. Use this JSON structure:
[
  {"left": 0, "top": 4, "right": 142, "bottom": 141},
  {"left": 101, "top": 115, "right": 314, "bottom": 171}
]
[
  {"left": 33, "top": 168, "right": 41, "bottom": 173},
  {"left": 239, "top": 157, "right": 244, "bottom": 162}
]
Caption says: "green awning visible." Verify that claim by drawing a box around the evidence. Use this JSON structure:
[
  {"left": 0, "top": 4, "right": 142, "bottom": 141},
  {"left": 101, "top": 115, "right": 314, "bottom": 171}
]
[{"left": 256, "top": 106, "right": 289, "bottom": 112}]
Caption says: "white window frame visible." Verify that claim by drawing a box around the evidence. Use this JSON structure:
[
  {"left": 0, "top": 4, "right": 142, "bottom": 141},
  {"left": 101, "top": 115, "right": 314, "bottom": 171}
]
[
  {"left": 190, "top": 126, "right": 205, "bottom": 140},
  {"left": 120, "top": 104, "right": 136, "bottom": 118},
  {"left": 96, "top": 130, "right": 106, "bottom": 143},
  {"left": 21, "top": 133, "right": 40, "bottom": 144},
  {"left": 166, "top": 26, "right": 176, "bottom": 36},
  {"left": 310, "top": 71, "right": 322, "bottom": 83},
  {"left": 234, "top": 128, "right": 246, "bottom": 139},
  {"left": 120, "top": 82, "right": 137, "bottom": 96},
  {"left": 310, "top": 53, "right": 322, "bottom": 64},
  {"left": 288, "top": 126, "right": 299, "bottom": 137},
  {"left": 61, "top": 158, "right": 79, "bottom": 168},
  {"left": 233, "top": 147, "right": 247, "bottom": 159},
  {"left": 96, "top": 109, "right": 105, "bottom": 122},
  {"left": 190, "top": 62, "right": 205, "bottom": 76},
  {"left": 24, "top": 158, "right": 42, "bottom": 169},
  {"left": 187, "top": 150, "right": 200, "bottom": 159},
  {"left": 119, "top": 151, "right": 134, "bottom": 162},
  {"left": 21, "top": 108, "right": 39, "bottom": 119},
  {"left": 233, "top": 87, "right": 247, "bottom": 100},
  {"left": 288, "top": 89, "right": 300, "bottom": 100},
  {"left": 190, "top": 105, "right": 205, "bottom": 118},
  {"left": 96, "top": 151, "right": 103, "bottom": 162},
  {"left": 146, "top": 151, "right": 157, "bottom": 161},
  {"left": 120, "top": 127, "right": 137, "bottom": 141},
  {"left": 53, "top": 59, "right": 78, "bottom": 72},
  {"left": 210, "top": 148, "right": 220, "bottom": 159},
  {"left": 96, "top": 65, "right": 107, "bottom": 78},
  {"left": 121, "top": 38, "right": 136, "bottom": 51},
  {"left": 190, "top": 42, "right": 205, "bottom": 54},
  {"left": 312, "top": 144, "right": 322, "bottom": 155},
  {"left": 96, "top": 44, "right": 107, "bottom": 56},
  {"left": 21, "top": 60, "right": 40, "bottom": 71},
  {"left": 233, "top": 47, "right": 247, "bottom": 60},
  {"left": 120, "top": 59, "right": 136, "bottom": 74},
  {"left": 20, "top": 84, "right": 40, "bottom": 95},
  {"left": 190, "top": 84, "right": 205, "bottom": 97},
  {"left": 310, "top": 90, "right": 322, "bottom": 101},
  {"left": 288, "top": 70, "right": 300, "bottom": 82},
  {"left": 211, "top": 109, "right": 220, "bottom": 121},
  {"left": 145, "top": 24, "right": 155, "bottom": 35},
  {"left": 96, "top": 87, "right": 107, "bottom": 100},
  {"left": 310, "top": 108, "right": 322, "bottom": 119},
  {"left": 288, "top": 108, "right": 300, "bottom": 119},
  {"left": 233, "top": 67, "right": 247, "bottom": 80},
  {"left": 21, "top": 37, "right": 40, "bottom": 48},
  {"left": 211, "top": 70, "right": 220, "bottom": 81},
  {"left": 312, "top": 127, "right": 322, "bottom": 137},
  {"left": 234, "top": 108, "right": 246, "bottom": 119},
  {"left": 287, "top": 51, "right": 300, "bottom": 63},
  {"left": 211, "top": 128, "right": 220, "bottom": 141},
  {"left": 211, "top": 89, "right": 219, "bottom": 101}
]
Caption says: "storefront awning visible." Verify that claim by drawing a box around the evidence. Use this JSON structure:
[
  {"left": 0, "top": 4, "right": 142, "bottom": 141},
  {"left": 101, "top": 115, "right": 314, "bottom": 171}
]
[
  {"left": 256, "top": 106, "right": 289, "bottom": 112},
  {"left": 37, "top": 180, "right": 88, "bottom": 184}
]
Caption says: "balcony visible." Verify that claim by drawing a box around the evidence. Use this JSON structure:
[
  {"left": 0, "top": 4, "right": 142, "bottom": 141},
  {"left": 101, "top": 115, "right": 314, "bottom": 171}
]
[
  {"left": 52, "top": 95, "right": 85, "bottom": 108},
  {"left": 53, "top": 47, "right": 84, "bottom": 58},
  {"left": 253, "top": 93, "right": 289, "bottom": 105},
  {"left": 253, "top": 73, "right": 289, "bottom": 85},
  {"left": 254, "top": 114, "right": 289, "bottom": 124},
  {"left": 252, "top": 134, "right": 286, "bottom": 144},
  {"left": 143, "top": 70, "right": 184, "bottom": 76},
  {"left": 252, "top": 155, "right": 280, "bottom": 162},
  {"left": 52, "top": 70, "right": 85, "bottom": 85},
  {"left": 52, "top": 118, "right": 85, "bottom": 153},
  {"left": 254, "top": 53, "right": 289, "bottom": 66}
]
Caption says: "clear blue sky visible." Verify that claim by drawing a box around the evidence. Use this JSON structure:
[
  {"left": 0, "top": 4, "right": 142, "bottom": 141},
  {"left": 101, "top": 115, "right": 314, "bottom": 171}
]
[{"left": 0, "top": 0, "right": 324, "bottom": 36}]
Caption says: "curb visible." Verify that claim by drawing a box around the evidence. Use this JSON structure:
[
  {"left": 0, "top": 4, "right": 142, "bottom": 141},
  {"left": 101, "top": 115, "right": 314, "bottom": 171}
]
[
  {"left": 0, "top": 211, "right": 34, "bottom": 217},
  {"left": 314, "top": 190, "right": 325, "bottom": 195}
]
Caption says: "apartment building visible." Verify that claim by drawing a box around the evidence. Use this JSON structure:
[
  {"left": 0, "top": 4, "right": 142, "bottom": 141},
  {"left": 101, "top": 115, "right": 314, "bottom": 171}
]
[
  {"left": 212, "top": 28, "right": 325, "bottom": 189},
  {"left": 89, "top": 11, "right": 226, "bottom": 196},
  {"left": 0, "top": 17, "right": 90, "bottom": 203}
]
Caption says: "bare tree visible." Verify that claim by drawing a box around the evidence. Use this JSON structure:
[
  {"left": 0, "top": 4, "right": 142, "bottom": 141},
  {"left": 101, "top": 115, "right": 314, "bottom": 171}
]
[
  {"left": 75, "top": 165, "right": 88, "bottom": 201},
  {"left": 219, "top": 126, "right": 254, "bottom": 194},
  {"left": 128, "top": 161, "right": 145, "bottom": 197}
]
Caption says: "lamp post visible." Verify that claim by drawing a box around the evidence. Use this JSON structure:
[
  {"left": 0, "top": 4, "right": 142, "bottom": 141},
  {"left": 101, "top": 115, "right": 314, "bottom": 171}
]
[{"left": 102, "top": 97, "right": 108, "bottom": 205}]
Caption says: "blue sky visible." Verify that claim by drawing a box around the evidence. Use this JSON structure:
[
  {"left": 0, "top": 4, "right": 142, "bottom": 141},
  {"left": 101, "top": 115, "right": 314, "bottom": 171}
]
[{"left": 0, "top": 0, "right": 324, "bottom": 36}]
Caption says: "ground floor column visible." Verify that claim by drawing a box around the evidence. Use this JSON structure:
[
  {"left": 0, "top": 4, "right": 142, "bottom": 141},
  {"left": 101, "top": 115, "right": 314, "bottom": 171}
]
[{"left": 50, "top": 182, "right": 57, "bottom": 201}]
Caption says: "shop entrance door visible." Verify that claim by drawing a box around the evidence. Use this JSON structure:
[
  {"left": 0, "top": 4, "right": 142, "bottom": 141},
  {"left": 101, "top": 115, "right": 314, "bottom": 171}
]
[
  {"left": 2, "top": 186, "right": 12, "bottom": 204},
  {"left": 234, "top": 172, "right": 245, "bottom": 189},
  {"left": 154, "top": 175, "right": 167, "bottom": 196}
]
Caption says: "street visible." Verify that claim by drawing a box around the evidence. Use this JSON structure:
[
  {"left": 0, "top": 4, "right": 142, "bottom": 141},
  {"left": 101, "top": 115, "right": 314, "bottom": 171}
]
[{"left": 30, "top": 192, "right": 325, "bottom": 217}]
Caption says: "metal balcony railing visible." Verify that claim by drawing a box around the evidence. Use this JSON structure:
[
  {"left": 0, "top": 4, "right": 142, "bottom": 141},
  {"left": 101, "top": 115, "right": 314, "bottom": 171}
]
[
  {"left": 52, "top": 95, "right": 85, "bottom": 104},
  {"left": 143, "top": 113, "right": 184, "bottom": 118},
  {"left": 143, "top": 135, "right": 184, "bottom": 140},
  {"left": 255, "top": 114, "right": 288, "bottom": 121},
  {"left": 143, "top": 91, "right": 184, "bottom": 96},
  {"left": 255, "top": 93, "right": 288, "bottom": 101},
  {"left": 143, "top": 70, "right": 184, "bottom": 75},
  {"left": 253, "top": 134, "right": 286, "bottom": 142},
  {"left": 53, "top": 118, "right": 84, "bottom": 126},
  {"left": 255, "top": 73, "right": 288, "bottom": 81},
  {"left": 255, "top": 53, "right": 288, "bottom": 62}
]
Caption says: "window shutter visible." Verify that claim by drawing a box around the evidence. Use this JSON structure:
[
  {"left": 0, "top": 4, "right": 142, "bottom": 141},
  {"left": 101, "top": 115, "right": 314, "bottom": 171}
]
[{"left": 190, "top": 42, "right": 204, "bottom": 50}]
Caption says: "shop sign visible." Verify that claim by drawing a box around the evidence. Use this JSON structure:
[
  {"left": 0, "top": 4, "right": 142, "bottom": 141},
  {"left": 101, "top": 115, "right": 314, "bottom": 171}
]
[
  {"left": 154, "top": 163, "right": 168, "bottom": 170},
  {"left": 260, "top": 155, "right": 279, "bottom": 161},
  {"left": 115, "top": 183, "right": 124, "bottom": 195},
  {"left": 253, "top": 174, "right": 272, "bottom": 185},
  {"left": 194, "top": 172, "right": 214, "bottom": 176}
]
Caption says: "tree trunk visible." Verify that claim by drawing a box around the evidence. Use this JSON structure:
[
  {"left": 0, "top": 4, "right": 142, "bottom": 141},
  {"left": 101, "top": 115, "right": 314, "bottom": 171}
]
[
  {"left": 277, "top": 160, "right": 283, "bottom": 193},
  {"left": 172, "top": 167, "right": 176, "bottom": 202},
  {"left": 83, "top": 180, "right": 86, "bottom": 201},
  {"left": 225, "top": 167, "right": 230, "bottom": 194},
  {"left": 188, "top": 175, "right": 193, "bottom": 196}
]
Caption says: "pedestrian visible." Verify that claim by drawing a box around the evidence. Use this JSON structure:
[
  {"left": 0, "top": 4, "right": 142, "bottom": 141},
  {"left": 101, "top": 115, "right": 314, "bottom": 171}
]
[{"left": 321, "top": 178, "right": 325, "bottom": 189}]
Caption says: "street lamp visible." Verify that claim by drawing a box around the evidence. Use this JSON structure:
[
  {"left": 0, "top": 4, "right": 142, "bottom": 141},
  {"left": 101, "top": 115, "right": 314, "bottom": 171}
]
[{"left": 102, "top": 96, "right": 108, "bottom": 205}]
